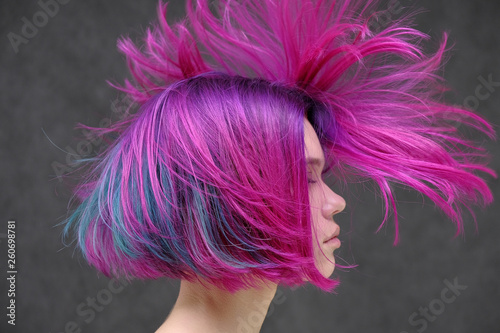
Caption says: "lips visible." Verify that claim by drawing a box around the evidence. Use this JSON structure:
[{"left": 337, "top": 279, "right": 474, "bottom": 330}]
[
  {"left": 323, "top": 233, "right": 341, "bottom": 249},
  {"left": 323, "top": 227, "right": 340, "bottom": 243},
  {"left": 324, "top": 235, "right": 338, "bottom": 243}
]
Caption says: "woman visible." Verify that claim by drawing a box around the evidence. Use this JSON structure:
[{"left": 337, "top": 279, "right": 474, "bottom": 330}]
[
  {"left": 155, "top": 114, "right": 345, "bottom": 332},
  {"left": 60, "top": 0, "right": 496, "bottom": 332}
]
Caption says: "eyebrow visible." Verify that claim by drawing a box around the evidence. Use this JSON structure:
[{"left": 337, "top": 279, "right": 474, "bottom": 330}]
[{"left": 306, "top": 157, "right": 325, "bottom": 170}]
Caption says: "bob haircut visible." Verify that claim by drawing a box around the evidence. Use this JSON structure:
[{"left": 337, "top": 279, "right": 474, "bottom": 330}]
[
  {"left": 61, "top": 0, "right": 496, "bottom": 294},
  {"left": 63, "top": 72, "right": 337, "bottom": 292}
]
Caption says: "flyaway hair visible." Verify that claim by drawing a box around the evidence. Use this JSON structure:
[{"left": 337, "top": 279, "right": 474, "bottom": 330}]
[{"left": 60, "top": 0, "right": 497, "bottom": 293}]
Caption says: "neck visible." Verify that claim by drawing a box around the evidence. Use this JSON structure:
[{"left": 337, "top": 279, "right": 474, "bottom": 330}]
[{"left": 160, "top": 277, "right": 278, "bottom": 333}]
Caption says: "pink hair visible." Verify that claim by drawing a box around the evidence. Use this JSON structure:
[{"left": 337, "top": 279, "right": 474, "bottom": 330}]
[{"left": 61, "top": 0, "right": 497, "bottom": 293}]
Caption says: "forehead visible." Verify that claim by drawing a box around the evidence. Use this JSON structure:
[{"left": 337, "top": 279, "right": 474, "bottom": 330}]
[{"left": 303, "top": 118, "right": 325, "bottom": 164}]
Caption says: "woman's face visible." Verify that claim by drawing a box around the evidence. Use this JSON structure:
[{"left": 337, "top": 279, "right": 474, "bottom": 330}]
[{"left": 304, "top": 118, "right": 346, "bottom": 278}]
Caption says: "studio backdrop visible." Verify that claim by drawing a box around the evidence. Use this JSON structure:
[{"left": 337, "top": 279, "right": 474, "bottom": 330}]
[{"left": 1, "top": 0, "right": 499, "bottom": 332}]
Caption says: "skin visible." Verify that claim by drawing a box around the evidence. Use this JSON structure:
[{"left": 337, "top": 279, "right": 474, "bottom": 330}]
[
  {"left": 304, "top": 117, "right": 346, "bottom": 278},
  {"left": 156, "top": 117, "right": 346, "bottom": 333}
]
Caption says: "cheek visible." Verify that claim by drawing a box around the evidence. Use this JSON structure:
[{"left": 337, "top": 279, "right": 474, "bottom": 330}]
[
  {"left": 309, "top": 190, "right": 323, "bottom": 245},
  {"left": 309, "top": 187, "right": 322, "bottom": 221}
]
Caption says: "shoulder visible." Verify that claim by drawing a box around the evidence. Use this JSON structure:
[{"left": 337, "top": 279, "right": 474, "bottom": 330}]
[{"left": 155, "top": 314, "right": 223, "bottom": 333}]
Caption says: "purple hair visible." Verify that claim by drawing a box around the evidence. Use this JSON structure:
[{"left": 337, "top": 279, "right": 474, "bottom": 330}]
[{"left": 61, "top": 0, "right": 496, "bottom": 293}]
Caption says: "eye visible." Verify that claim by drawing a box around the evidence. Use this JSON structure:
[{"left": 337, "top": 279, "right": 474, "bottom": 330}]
[{"left": 307, "top": 172, "right": 319, "bottom": 184}]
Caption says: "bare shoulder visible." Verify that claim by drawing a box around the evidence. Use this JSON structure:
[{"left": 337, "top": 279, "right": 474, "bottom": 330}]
[
  {"left": 155, "top": 317, "right": 191, "bottom": 333},
  {"left": 155, "top": 319, "right": 190, "bottom": 333},
  {"left": 155, "top": 313, "right": 222, "bottom": 333}
]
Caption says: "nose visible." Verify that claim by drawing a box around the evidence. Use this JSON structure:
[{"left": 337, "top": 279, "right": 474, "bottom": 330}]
[{"left": 321, "top": 183, "right": 346, "bottom": 219}]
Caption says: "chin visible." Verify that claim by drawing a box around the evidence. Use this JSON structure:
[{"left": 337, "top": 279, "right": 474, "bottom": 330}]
[
  {"left": 318, "top": 259, "right": 336, "bottom": 278},
  {"left": 324, "top": 266, "right": 335, "bottom": 278}
]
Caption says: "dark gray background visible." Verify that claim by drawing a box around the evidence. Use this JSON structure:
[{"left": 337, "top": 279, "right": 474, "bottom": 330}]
[{"left": 1, "top": 0, "right": 499, "bottom": 332}]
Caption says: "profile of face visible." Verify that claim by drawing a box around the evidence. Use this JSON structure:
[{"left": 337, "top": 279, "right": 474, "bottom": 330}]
[{"left": 304, "top": 117, "right": 346, "bottom": 278}]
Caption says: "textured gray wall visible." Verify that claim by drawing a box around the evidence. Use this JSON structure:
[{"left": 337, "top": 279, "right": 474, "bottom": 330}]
[{"left": 1, "top": 0, "right": 499, "bottom": 332}]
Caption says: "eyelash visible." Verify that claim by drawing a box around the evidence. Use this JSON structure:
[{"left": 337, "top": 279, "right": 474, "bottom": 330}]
[
  {"left": 307, "top": 178, "right": 317, "bottom": 184},
  {"left": 307, "top": 169, "right": 326, "bottom": 185},
  {"left": 307, "top": 172, "right": 321, "bottom": 184}
]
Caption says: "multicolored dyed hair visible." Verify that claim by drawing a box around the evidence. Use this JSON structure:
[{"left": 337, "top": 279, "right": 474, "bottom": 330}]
[{"left": 60, "top": 0, "right": 497, "bottom": 293}]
